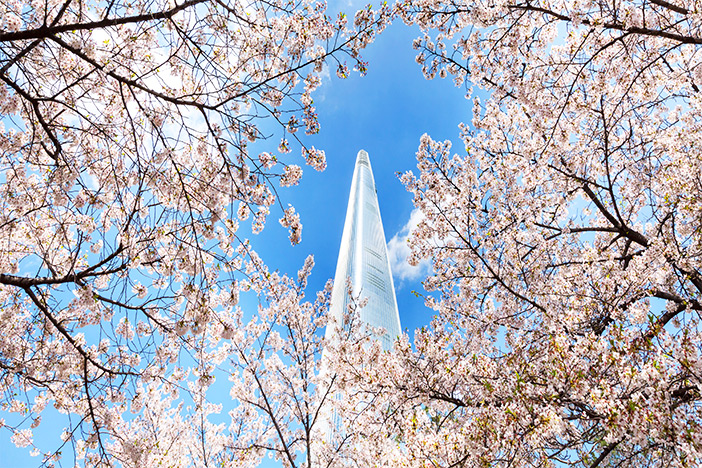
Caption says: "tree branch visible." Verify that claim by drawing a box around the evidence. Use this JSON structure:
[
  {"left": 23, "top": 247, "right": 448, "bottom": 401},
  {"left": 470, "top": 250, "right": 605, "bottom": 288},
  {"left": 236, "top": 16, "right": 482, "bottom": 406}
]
[
  {"left": 509, "top": 4, "right": 702, "bottom": 44},
  {"left": 0, "top": 0, "right": 209, "bottom": 42},
  {"left": 23, "top": 286, "right": 137, "bottom": 377},
  {"left": 0, "top": 244, "right": 125, "bottom": 288}
]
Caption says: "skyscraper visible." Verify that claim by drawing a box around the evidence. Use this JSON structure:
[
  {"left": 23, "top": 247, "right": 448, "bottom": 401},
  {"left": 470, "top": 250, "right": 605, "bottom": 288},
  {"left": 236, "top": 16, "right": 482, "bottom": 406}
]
[
  {"left": 324, "top": 149, "right": 401, "bottom": 351},
  {"left": 316, "top": 150, "right": 402, "bottom": 457}
]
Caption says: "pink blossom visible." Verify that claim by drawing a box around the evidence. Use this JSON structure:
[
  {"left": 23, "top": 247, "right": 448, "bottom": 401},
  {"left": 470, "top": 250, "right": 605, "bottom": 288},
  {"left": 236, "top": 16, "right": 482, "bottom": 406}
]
[
  {"left": 302, "top": 146, "right": 326, "bottom": 171},
  {"left": 280, "top": 164, "right": 303, "bottom": 187},
  {"left": 11, "top": 429, "right": 32, "bottom": 448},
  {"left": 279, "top": 205, "right": 302, "bottom": 245},
  {"left": 5, "top": 14, "right": 21, "bottom": 32}
]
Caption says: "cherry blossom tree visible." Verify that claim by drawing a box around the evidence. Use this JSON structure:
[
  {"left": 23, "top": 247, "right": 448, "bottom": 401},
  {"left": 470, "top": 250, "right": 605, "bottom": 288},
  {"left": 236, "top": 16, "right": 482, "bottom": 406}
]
[
  {"left": 0, "top": 0, "right": 392, "bottom": 465},
  {"left": 7, "top": 0, "right": 702, "bottom": 465},
  {"left": 345, "top": 0, "right": 702, "bottom": 466}
]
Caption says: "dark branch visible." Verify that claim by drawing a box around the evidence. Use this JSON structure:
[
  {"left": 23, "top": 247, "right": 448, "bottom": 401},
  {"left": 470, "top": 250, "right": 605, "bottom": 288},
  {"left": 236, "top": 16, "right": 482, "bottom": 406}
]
[
  {"left": 0, "top": 244, "right": 125, "bottom": 288},
  {"left": 0, "top": 0, "right": 208, "bottom": 42}
]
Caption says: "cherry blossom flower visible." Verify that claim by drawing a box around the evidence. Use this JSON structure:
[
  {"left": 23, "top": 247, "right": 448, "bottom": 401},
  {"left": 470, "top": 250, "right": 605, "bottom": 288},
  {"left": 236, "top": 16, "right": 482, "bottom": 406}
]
[{"left": 280, "top": 164, "right": 303, "bottom": 187}]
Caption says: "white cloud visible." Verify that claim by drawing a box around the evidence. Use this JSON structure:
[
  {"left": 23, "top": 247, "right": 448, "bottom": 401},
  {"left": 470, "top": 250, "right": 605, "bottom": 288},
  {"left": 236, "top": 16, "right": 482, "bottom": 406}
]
[
  {"left": 387, "top": 208, "right": 431, "bottom": 285},
  {"left": 314, "top": 63, "right": 333, "bottom": 102}
]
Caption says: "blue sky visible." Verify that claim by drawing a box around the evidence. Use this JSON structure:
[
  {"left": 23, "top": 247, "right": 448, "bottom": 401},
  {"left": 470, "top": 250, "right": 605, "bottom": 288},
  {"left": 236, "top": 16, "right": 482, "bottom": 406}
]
[{"left": 251, "top": 18, "right": 470, "bottom": 337}]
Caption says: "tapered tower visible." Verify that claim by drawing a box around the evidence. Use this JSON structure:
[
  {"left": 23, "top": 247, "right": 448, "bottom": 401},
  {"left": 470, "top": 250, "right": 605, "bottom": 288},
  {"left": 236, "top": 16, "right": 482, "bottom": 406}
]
[
  {"left": 316, "top": 150, "right": 402, "bottom": 456},
  {"left": 324, "top": 150, "right": 401, "bottom": 350}
]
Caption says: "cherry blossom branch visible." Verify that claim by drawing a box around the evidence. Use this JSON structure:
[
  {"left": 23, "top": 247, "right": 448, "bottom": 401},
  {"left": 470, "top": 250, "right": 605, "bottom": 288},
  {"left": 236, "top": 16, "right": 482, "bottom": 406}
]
[
  {"left": 0, "top": 73, "right": 62, "bottom": 160},
  {"left": 45, "top": 34, "right": 220, "bottom": 111},
  {"left": 91, "top": 292, "right": 173, "bottom": 332},
  {"left": 590, "top": 439, "right": 621, "bottom": 468},
  {"left": 580, "top": 184, "right": 649, "bottom": 247},
  {"left": 0, "top": 0, "right": 209, "bottom": 42},
  {"left": 649, "top": 0, "right": 688, "bottom": 14},
  {"left": 509, "top": 4, "right": 702, "bottom": 44},
  {"left": 251, "top": 372, "right": 299, "bottom": 468},
  {"left": 22, "top": 286, "right": 137, "bottom": 377},
  {"left": 82, "top": 357, "right": 109, "bottom": 464},
  {"left": 0, "top": 0, "right": 75, "bottom": 75},
  {"left": 641, "top": 290, "right": 702, "bottom": 343},
  {"left": 0, "top": 244, "right": 126, "bottom": 288}
]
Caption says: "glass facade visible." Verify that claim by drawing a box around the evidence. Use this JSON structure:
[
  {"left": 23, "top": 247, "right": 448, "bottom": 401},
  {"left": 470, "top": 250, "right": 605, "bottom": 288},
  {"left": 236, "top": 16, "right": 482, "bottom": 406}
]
[
  {"left": 317, "top": 151, "right": 402, "bottom": 450},
  {"left": 325, "top": 150, "right": 401, "bottom": 351}
]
